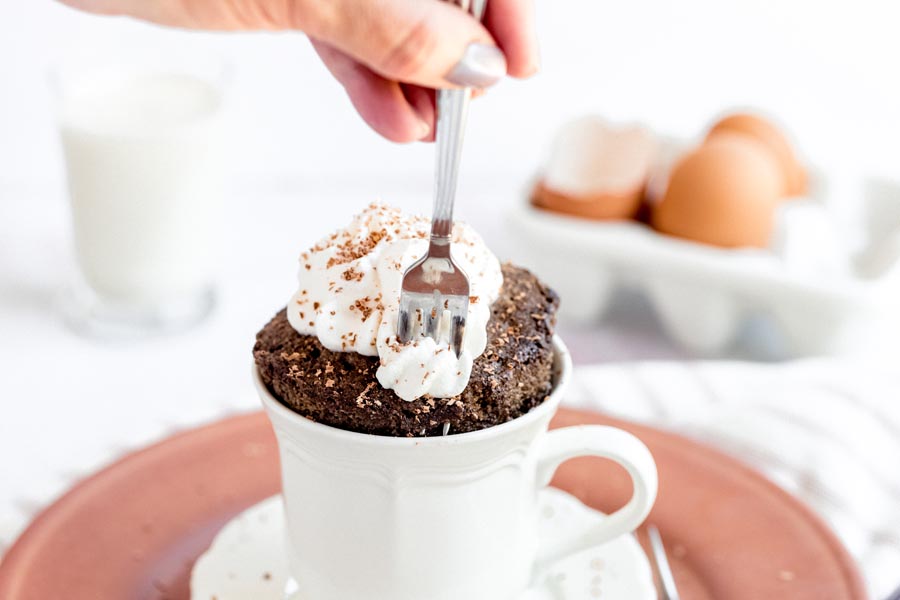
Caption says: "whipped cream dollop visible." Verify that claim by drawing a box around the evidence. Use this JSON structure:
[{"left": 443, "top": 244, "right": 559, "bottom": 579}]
[{"left": 287, "top": 204, "right": 503, "bottom": 401}]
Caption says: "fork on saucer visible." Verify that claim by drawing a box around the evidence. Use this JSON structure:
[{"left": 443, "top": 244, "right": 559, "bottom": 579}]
[{"left": 647, "top": 525, "right": 681, "bottom": 600}]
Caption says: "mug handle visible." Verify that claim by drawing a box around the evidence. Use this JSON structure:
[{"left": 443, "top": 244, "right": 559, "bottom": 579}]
[{"left": 533, "top": 424, "right": 658, "bottom": 572}]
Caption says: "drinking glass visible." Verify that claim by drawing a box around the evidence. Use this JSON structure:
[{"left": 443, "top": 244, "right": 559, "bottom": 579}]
[{"left": 52, "top": 51, "right": 230, "bottom": 337}]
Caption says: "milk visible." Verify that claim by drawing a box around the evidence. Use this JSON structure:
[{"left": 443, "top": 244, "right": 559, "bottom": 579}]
[{"left": 59, "top": 70, "right": 225, "bottom": 306}]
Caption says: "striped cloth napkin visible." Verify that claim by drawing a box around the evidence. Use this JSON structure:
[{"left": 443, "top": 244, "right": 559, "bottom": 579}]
[{"left": 563, "top": 359, "right": 900, "bottom": 599}]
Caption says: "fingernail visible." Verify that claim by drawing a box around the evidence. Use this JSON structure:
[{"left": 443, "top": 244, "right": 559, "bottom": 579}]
[
  {"left": 526, "top": 49, "right": 542, "bottom": 77},
  {"left": 416, "top": 118, "right": 431, "bottom": 140},
  {"left": 445, "top": 43, "right": 507, "bottom": 88}
]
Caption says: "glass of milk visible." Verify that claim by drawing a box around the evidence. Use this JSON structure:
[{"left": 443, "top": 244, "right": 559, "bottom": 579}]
[{"left": 53, "top": 53, "right": 228, "bottom": 337}]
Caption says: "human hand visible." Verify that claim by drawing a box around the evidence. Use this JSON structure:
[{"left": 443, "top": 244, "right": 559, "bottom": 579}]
[{"left": 59, "top": 0, "right": 538, "bottom": 142}]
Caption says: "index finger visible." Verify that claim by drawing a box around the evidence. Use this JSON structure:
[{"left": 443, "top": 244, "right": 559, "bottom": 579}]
[{"left": 484, "top": 0, "right": 539, "bottom": 78}]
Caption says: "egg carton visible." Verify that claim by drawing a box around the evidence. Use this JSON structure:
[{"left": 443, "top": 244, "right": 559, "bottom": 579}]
[{"left": 507, "top": 175, "right": 900, "bottom": 359}]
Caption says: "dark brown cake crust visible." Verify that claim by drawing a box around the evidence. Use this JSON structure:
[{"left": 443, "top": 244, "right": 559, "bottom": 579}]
[{"left": 253, "top": 263, "right": 559, "bottom": 437}]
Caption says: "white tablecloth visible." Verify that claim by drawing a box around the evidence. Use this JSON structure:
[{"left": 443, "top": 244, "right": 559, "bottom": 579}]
[
  {"left": 567, "top": 359, "right": 900, "bottom": 599},
  {"left": 1, "top": 180, "right": 898, "bottom": 597}
]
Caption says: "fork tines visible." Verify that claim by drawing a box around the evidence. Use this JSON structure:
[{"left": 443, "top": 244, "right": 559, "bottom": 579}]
[{"left": 397, "top": 290, "right": 467, "bottom": 357}]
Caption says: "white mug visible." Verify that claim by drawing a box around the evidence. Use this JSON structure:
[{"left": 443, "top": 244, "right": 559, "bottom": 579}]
[{"left": 256, "top": 336, "right": 657, "bottom": 600}]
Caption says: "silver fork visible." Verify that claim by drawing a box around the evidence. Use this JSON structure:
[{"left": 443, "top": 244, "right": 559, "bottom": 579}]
[
  {"left": 397, "top": 0, "right": 487, "bottom": 358},
  {"left": 647, "top": 525, "right": 681, "bottom": 600}
]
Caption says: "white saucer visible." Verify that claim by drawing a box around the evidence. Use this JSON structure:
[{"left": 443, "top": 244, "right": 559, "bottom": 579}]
[{"left": 191, "top": 488, "right": 656, "bottom": 600}]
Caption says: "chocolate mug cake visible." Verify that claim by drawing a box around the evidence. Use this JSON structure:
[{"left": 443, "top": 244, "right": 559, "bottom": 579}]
[{"left": 253, "top": 203, "right": 559, "bottom": 437}]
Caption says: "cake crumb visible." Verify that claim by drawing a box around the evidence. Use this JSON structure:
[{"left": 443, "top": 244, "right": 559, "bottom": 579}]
[
  {"left": 342, "top": 266, "right": 364, "bottom": 282},
  {"left": 353, "top": 298, "right": 374, "bottom": 321}
]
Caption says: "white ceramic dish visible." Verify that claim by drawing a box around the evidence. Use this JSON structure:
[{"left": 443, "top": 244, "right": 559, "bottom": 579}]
[
  {"left": 191, "top": 490, "right": 657, "bottom": 600},
  {"left": 508, "top": 175, "right": 900, "bottom": 359}
]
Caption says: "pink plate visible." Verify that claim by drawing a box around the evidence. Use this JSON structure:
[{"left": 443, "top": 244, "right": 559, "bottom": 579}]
[{"left": 0, "top": 410, "right": 865, "bottom": 599}]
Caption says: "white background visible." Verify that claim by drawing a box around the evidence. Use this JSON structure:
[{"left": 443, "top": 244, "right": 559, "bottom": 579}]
[
  {"left": 3, "top": 0, "right": 900, "bottom": 188},
  {"left": 1, "top": 0, "right": 900, "bottom": 581}
]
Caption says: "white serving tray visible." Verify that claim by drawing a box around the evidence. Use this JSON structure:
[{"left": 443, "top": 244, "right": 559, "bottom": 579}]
[{"left": 507, "top": 175, "right": 900, "bottom": 360}]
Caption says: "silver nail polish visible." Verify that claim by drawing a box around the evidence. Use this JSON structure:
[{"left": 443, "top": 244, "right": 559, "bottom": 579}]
[{"left": 445, "top": 43, "right": 507, "bottom": 88}]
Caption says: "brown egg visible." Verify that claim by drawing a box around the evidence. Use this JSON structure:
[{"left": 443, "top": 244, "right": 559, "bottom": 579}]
[
  {"left": 651, "top": 134, "right": 782, "bottom": 248},
  {"left": 707, "top": 113, "right": 806, "bottom": 197},
  {"left": 533, "top": 117, "right": 657, "bottom": 220},
  {"left": 532, "top": 180, "right": 646, "bottom": 220}
]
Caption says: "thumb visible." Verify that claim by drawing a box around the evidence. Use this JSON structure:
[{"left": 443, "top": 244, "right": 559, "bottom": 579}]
[{"left": 300, "top": 0, "right": 508, "bottom": 89}]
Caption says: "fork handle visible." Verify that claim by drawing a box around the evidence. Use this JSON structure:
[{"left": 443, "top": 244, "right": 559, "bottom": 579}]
[
  {"left": 430, "top": 0, "right": 488, "bottom": 243},
  {"left": 431, "top": 87, "right": 471, "bottom": 242}
]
